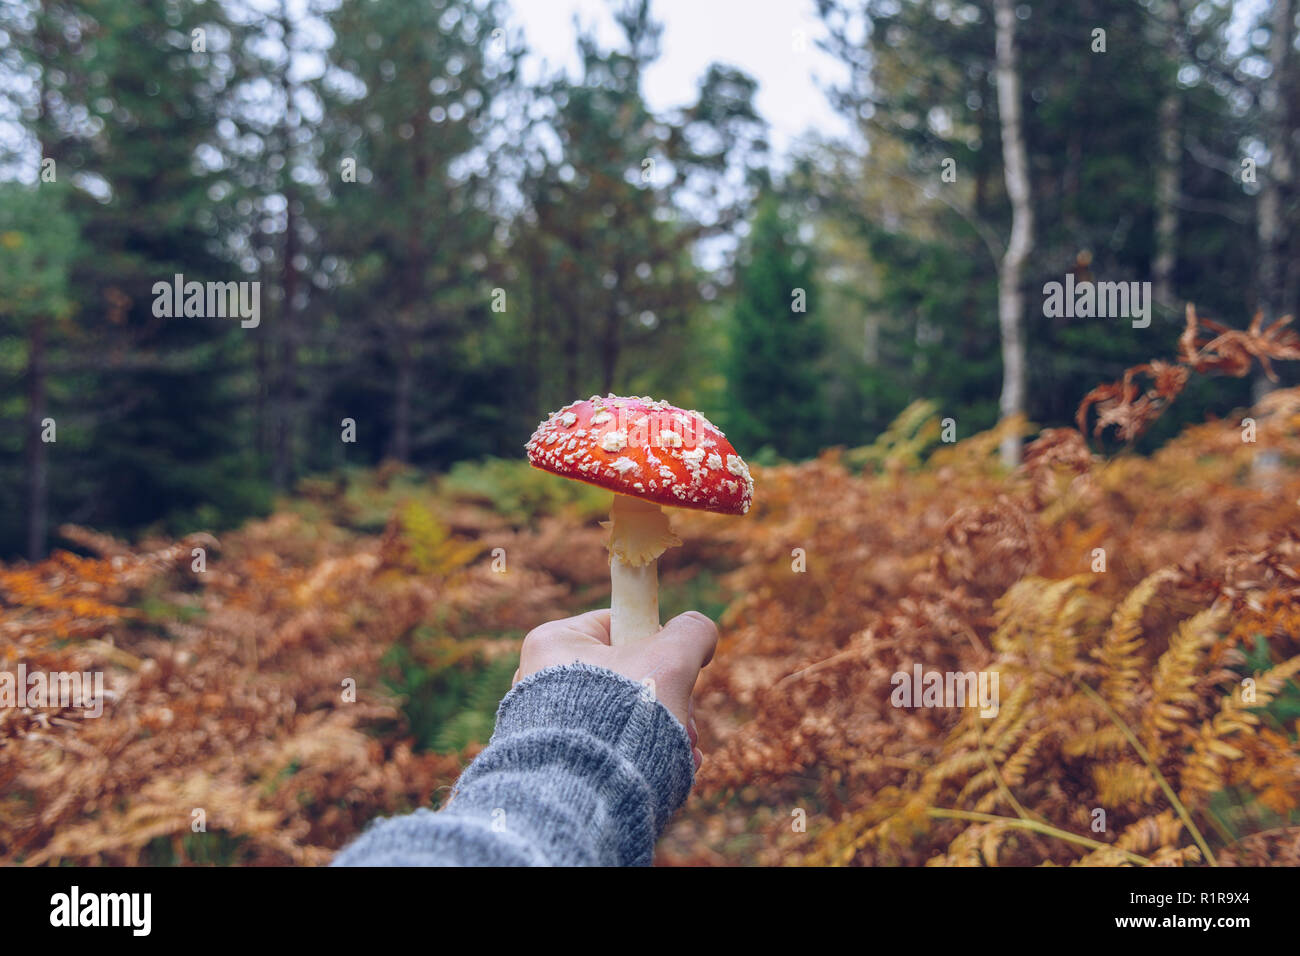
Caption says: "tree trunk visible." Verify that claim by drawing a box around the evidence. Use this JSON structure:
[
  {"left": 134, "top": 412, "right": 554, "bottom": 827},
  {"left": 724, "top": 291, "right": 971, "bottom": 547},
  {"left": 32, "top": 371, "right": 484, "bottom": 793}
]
[
  {"left": 1251, "top": 0, "right": 1293, "bottom": 484},
  {"left": 272, "top": 184, "right": 297, "bottom": 491},
  {"left": 26, "top": 0, "right": 52, "bottom": 559},
  {"left": 271, "top": 3, "right": 298, "bottom": 491},
  {"left": 994, "top": 0, "right": 1033, "bottom": 467},
  {"left": 25, "top": 313, "right": 49, "bottom": 559},
  {"left": 1256, "top": 0, "right": 1293, "bottom": 323},
  {"left": 601, "top": 318, "right": 619, "bottom": 395},
  {"left": 1153, "top": 1, "right": 1184, "bottom": 311},
  {"left": 564, "top": 293, "right": 581, "bottom": 398},
  {"left": 1152, "top": 91, "right": 1180, "bottom": 310},
  {"left": 393, "top": 91, "right": 431, "bottom": 465},
  {"left": 255, "top": 328, "right": 269, "bottom": 459},
  {"left": 392, "top": 346, "right": 413, "bottom": 463},
  {"left": 1154, "top": 21, "right": 1185, "bottom": 310}
]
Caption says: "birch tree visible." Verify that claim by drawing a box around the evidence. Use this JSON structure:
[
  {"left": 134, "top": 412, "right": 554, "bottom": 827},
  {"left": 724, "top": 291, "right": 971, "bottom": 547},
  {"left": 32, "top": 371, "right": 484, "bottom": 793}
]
[
  {"left": 1152, "top": 0, "right": 1187, "bottom": 311},
  {"left": 994, "top": 0, "right": 1033, "bottom": 466},
  {"left": 1256, "top": 0, "right": 1295, "bottom": 326}
]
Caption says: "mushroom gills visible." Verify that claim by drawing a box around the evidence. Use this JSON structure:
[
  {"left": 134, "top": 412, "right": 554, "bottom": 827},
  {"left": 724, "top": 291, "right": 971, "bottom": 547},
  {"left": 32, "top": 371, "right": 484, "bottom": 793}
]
[{"left": 603, "top": 494, "right": 681, "bottom": 644}]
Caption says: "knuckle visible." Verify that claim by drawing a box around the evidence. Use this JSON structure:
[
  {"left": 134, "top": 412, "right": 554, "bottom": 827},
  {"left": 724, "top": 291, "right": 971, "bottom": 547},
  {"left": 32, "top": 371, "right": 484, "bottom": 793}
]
[
  {"left": 520, "top": 623, "right": 557, "bottom": 657},
  {"left": 680, "top": 610, "right": 718, "bottom": 634}
]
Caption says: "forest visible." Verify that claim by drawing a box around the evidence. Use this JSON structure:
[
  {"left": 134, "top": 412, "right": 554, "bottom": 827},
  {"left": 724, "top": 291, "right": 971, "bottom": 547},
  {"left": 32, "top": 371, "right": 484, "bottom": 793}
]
[{"left": 1, "top": 0, "right": 1299, "bottom": 867}]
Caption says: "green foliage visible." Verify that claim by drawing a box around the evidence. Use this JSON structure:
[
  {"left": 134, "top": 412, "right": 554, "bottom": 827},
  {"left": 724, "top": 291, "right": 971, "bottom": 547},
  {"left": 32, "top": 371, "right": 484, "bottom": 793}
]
[
  {"left": 140, "top": 832, "right": 246, "bottom": 867},
  {"left": 381, "top": 630, "right": 517, "bottom": 754},
  {"left": 515, "top": 0, "right": 765, "bottom": 411},
  {"left": 287, "top": 465, "right": 432, "bottom": 534},
  {"left": 0, "top": 0, "right": 264, "bottom": 555},
  {"left": 0, "top": 182, "right": 80, "bottom": 552},
  {"left": 313, "top": 0, "right": 521, "bottom": 466},
  {"left": 659, "top": 568, "right": 729, "bottom": 623},
  {"left": 441, "top": 458, "right": 610, "bottom": 525},
  {"left": 0, "top": 182, "right": 78, "bottom": 321},
  {"left": 1239, "top": 636, "right": 1300, "bottom": 729},
  {"left": 842, "top": 399, "right": 942, "bottom": 472},
  {"left": 0, "top": 0, "right": 1293, "bottom": 565},
  {"left": 397, "top": 500, "right": 483, "bottom": 575},
  {"left": 431, "top": 657, "right": 519, "bottom": 753},
  {"left": 813, "top": 0, "right": 1273, "bottom": 447},
  {"left": 724, "top": 192, "right": 827, "bottom": 458}
]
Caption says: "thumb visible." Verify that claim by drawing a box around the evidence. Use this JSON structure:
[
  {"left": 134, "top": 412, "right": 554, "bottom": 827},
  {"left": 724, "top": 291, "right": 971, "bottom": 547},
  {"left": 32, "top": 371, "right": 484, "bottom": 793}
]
[{"left": 653, "top": 610, "right": 718, "bottom": 671}]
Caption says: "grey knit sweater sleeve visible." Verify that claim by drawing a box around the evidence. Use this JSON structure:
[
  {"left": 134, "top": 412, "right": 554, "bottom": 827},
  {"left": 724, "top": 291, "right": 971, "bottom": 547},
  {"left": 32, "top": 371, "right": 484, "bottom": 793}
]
[{"left": 330, "top": 661, "right": 695, "bottom": 866}]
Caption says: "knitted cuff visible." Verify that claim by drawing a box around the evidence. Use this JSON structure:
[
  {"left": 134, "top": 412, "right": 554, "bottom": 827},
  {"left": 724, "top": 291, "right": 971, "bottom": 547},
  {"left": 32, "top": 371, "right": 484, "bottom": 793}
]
[{"left": 488, "top": 661, "right": 696, "bottom": 834}]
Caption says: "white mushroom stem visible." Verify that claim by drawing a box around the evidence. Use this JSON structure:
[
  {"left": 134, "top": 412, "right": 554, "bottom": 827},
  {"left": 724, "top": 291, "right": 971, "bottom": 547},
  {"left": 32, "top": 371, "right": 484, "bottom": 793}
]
[
  {"left": 610, "top": 556, "right": 659, "bottom": 645},
  {"left": 605, "top": 494, "right": 680, "bottom": 644}
]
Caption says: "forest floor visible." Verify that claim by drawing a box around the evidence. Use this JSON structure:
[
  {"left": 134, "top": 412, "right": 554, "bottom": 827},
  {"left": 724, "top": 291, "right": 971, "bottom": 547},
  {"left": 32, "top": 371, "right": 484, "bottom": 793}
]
[{"left": 3, "top": 393, "right": 1300, "bottom": 866}]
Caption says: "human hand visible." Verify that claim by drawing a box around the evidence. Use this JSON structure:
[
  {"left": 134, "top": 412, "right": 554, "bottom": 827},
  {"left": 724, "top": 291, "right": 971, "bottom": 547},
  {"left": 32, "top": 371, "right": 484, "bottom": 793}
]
[{"left": 514, "top": 608, "right": 718, "bottom": 770}]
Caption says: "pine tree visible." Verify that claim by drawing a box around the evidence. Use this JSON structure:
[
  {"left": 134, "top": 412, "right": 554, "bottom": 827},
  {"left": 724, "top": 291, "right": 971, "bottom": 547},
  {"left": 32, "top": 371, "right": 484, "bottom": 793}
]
[
  {"left": 310, "top": 0, "right": 519, "bottom": 466},
  {"left": 516, "top": 0, "right": 765, "bottom": 412},
  {"left": 725, "top": 193, "right": 826, "bottom": 459},
  {"left": 0, "top": 182, "right": 78, "bottom": 557},
  {"left": 0, "top": 0, "right": 264, "bottom": 554}
]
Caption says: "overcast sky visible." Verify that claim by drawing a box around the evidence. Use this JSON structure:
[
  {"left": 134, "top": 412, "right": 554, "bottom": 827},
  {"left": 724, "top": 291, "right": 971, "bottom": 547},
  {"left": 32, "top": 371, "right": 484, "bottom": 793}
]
[{"left": 507, "top": 0, "right": 851, "bottom": 157}]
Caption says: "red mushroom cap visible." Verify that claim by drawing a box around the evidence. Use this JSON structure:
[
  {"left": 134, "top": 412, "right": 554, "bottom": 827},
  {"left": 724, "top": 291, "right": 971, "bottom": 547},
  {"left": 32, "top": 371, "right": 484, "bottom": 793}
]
[{"left": 525, "top": 394, "right": 754, "bottom": 515}]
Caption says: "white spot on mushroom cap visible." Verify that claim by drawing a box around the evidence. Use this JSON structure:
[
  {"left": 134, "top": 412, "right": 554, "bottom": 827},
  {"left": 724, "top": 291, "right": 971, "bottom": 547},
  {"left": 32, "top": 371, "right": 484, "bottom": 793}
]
[{"left": 600, "top": 430, "right": 628, "bottom": 453}]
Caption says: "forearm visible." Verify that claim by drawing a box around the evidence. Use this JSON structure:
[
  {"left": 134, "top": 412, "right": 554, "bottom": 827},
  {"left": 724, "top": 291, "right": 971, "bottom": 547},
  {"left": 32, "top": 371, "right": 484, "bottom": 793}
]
[{"left": 330, "top": 662, "right": 695, "bottom": 866}]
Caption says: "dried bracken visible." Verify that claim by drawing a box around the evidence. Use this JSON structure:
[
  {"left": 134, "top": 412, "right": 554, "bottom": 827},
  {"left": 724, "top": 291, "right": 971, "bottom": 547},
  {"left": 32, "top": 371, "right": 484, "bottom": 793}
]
[
  {"left": 3, "top": 315, "right": 1299, "bottom": 867},
  {"left": 658, "top": 319, "right": 1300, "bottom": 866},
  {"left": 1078, "top": 305, "right": 1300, "bottom": 443}
]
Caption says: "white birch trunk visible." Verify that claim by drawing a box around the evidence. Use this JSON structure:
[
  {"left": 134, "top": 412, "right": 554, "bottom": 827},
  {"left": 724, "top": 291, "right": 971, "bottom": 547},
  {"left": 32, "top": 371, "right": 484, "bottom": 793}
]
[{"left": 994, "top": 0, "right": 1033, "bottom": 467}]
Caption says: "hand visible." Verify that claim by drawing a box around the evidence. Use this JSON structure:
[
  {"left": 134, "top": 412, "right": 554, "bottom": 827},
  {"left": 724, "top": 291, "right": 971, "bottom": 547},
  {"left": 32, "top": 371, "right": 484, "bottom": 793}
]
[{"left": 514, "top": 609, "right": 718, "bottom": 770}]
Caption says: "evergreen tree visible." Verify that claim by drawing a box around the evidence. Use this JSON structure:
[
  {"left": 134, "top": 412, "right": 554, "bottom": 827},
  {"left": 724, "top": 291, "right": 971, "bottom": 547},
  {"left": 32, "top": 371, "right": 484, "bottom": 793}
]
[
  {"left": 516, "top": 0, "right": 766, "bottom": 414},
  {"left": 0, "top": 0, "right": 264, "bottom": 555},
  {"left": 725, "top": 192, "right": 825, "bottom": 459},
  {"left": 313, "top": 0, "right": 520, "bottom": 466},
  {"left": 0, "top": 182, "right": 78, "bottom": 557}
]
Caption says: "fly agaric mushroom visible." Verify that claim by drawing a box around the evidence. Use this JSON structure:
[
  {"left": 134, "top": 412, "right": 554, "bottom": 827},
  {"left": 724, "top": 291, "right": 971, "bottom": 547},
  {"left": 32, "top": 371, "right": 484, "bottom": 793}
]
[{"left": 526, "top": 394, "right": 753, "bottom": 644}]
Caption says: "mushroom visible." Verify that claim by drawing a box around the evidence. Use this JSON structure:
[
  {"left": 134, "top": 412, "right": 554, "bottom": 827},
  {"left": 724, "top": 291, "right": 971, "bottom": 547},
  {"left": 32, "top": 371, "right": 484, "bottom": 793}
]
[{"left": 526, "top": 394, "right": 754, "bottom": 644}]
